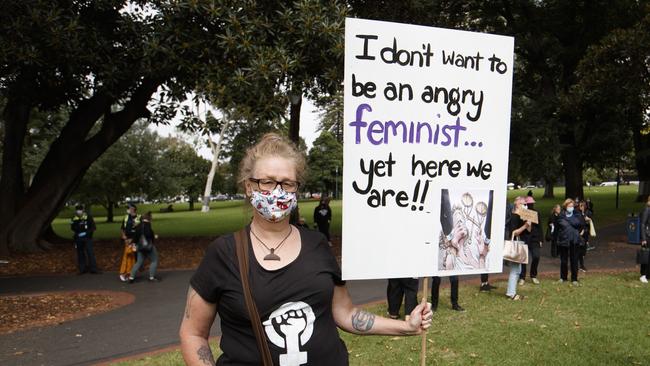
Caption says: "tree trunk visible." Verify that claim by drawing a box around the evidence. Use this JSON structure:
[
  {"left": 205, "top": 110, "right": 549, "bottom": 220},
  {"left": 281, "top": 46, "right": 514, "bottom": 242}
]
[
  {"left": 632, "top": 121, "right": 650, "bottom": 202},
  {"left": 202, "top": 142, "right": 219, "bottom": 213},
  {"left": 561, "top": 149, "right": 584, "bottom": 200},
  {"left": 189, "top": 196, "right": 195, "bottom": 211},
  {"left": 0, "top": 97, "right": 31, "bottom": 256},
  {"left": 0, "top": 101, "right": 30, "bottom": 216},
  {"left": 202, "top": 116, "right": 232, "bottom": 213},
  {"left": 107, "top": 200, "right": 115, "bottom": 223},
  {"left": 543, "top": 178, "right": 555, "bottom": 198},
  {"left": 288, "top": 86, "right": 302, "bottom": 225},
  {"left": 0, "top": 79, "right": 160, "bottom": 252},
  {"left": 289, "top": 87, "right": 302, "bottom": 144},
  {"left": 42, "top": 224, "right": 66, "bottom": 245}
]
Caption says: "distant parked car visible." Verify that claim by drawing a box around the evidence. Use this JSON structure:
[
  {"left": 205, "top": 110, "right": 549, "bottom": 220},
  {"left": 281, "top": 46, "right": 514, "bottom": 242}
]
[
  {"left": 599, "top": 181, "right": 617, "bottom": 187},
  {"left": 212, "top": 194, "right": 229, "bottom": 201}
]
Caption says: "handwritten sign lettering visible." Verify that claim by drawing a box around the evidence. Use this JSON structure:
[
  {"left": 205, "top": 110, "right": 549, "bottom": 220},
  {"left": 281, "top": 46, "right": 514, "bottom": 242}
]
[{"left": 342, "top": 18, "right": 514, "bottom": 280}]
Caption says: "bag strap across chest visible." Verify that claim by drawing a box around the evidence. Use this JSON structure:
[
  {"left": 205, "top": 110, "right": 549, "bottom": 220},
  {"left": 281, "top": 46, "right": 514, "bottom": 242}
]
[{"left": 234, "top": 228, "right": 273, "bottom": 366}]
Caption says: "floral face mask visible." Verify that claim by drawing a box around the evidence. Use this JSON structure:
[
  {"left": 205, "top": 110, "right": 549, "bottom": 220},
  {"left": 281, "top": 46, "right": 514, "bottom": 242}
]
[{"left": 250, "top": 186, "right": 297, "bottom": 222}]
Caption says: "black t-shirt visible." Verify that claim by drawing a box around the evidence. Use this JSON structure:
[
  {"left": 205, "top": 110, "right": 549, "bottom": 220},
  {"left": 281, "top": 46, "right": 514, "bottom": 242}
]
[
  {"left": 510, "top": 213, "right": 530, "bottom": 243},
  {"left": 190, "top": 226, "right": 348, "bottom": 366}
]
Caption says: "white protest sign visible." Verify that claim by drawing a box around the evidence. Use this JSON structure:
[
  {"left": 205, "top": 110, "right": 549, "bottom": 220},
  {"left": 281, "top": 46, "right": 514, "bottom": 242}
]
[{"left": 342, "top": 18, "right": 514, "bottom": 280}]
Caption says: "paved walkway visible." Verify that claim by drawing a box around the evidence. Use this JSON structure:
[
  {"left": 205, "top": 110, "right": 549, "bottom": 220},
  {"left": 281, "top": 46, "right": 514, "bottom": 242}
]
[{"left": 0, "top": 223, "right": 641, "bottom": 366}]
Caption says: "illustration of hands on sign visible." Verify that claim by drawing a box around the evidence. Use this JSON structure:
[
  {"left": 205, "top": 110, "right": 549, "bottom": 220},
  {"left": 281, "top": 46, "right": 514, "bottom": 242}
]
[{"left": 439, "top": 189, "right": 493, "bottom": 271}]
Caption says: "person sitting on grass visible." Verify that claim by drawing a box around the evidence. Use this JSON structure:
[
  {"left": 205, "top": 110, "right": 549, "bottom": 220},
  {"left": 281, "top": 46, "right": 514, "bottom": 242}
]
[
  {"left": 128, "top": 211, "right": 160, "bottom": 283},
  {"left": 179, "top": 133, "right": 433, "bottom": 366}
]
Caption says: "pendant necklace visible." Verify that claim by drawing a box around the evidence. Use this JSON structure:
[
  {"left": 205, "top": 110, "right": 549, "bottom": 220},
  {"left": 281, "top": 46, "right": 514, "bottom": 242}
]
[{"left": 250, "top": 226, "right": 293, "bottom": 261}]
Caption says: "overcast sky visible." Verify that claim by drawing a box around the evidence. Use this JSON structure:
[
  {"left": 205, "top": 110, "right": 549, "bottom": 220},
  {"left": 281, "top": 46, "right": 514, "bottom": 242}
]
[{"left": 152, "top": 98, "right": 322, "bottom": 159}]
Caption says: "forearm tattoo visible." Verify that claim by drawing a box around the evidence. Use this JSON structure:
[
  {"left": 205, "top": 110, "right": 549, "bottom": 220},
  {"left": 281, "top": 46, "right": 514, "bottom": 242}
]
[
  {"left": 351, "top": 309, "right": 375, "bottom": 332},
  {"left": 185, "top": 287, "right": 197, "bottom": 319},
  {"left": 197, "top": 344, "right": 215, "bottom": 365}
]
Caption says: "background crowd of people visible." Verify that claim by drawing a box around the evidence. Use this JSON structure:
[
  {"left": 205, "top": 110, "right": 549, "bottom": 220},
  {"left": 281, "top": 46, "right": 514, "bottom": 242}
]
[{"left": 386, "top": 191, "right": 601, "bottom": 316}]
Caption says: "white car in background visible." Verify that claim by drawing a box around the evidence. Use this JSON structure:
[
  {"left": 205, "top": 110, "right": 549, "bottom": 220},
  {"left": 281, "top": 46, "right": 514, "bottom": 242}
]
[{"left": 599, "top": 181, "right": 617, "bottom": 187}]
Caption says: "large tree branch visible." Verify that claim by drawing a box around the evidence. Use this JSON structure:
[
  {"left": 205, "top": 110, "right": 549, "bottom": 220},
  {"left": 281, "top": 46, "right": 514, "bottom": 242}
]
[{"left": 82, "top": 77, "right": 161, "bottom": 161}]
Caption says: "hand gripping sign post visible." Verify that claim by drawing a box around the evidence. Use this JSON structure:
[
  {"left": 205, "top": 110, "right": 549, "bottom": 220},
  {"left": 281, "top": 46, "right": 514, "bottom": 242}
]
[{"left": 342, "top": 18, "right": 514, "bottom": 364}]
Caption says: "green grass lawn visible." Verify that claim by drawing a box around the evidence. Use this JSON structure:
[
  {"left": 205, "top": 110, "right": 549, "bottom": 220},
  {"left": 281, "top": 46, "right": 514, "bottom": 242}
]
[
  {"left": 53, "top": 200, "right": 342, "bottom": 240},
  {"left": 506, "top": 185, "right": 640, "bottom": 227},
  {"left": 111, "top": 272, "right": 650, "bottom": 366},
  {"left": 53, "top": 185, "right": 640, "bottom": 240}
]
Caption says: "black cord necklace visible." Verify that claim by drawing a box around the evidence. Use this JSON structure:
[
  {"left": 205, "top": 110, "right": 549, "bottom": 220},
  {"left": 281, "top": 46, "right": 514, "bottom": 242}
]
[{"left": 250, "top": 226, "right": 293, "bottom": 261}]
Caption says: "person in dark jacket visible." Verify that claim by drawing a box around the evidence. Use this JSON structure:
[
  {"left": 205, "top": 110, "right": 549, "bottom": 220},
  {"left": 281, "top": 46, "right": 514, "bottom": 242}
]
[
  {"left": 547, "top": 205, "right": 561, "bottom": 258},
  {"left": 70, "top": 204, "right": 99, "bottom": 274},
  {"left": 314, "top": 196, "right": 332, "bottom": 245},
  {"left": 128, "top": 211, "right": 159, "bottom": 283},
  {"left": 639, "top": 197, "right": 650, "bottom": 283},
  {"left": 577, "top": 201, "right": 592, "bottom": 271},
  {"left": 519, "top": 196, "right": 543, "bottom": 284},
  {"left": 557, "top": 199, "right": 585, "bottom": 285}
]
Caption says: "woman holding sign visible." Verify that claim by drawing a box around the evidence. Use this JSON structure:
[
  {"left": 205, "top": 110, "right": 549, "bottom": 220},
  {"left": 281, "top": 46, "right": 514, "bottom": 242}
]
[{"left": 179, "top": 133, "right": 433, "bottom": 366}]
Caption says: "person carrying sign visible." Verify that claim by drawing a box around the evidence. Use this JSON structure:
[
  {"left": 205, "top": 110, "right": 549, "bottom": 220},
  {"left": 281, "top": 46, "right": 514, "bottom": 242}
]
[
  {"left": 518, "top": 196, "right": 543, "bottom": 285},
  {"left": 179, "top": 134, "right": 433, "bottom": 366}
]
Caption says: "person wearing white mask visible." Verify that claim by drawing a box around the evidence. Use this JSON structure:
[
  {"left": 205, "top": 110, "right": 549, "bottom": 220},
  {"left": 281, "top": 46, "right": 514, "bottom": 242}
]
[
  {"left": 557, "top": 199, "right": 585, "bottom": 285},
  {"left": 179, "top": 133, "right": 433, "bottom": 366}
]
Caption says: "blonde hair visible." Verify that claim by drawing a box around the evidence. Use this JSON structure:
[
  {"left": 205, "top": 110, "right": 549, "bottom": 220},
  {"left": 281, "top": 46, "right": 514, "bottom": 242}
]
[
  {"left": 238, "top": 133, "right": 306, "bottom": 193},
  {"left": 562, "top": 198, "right": 575, "bottom": 209}
]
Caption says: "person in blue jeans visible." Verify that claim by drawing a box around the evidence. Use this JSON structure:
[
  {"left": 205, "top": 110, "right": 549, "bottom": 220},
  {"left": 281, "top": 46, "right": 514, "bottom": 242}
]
[
  {"left": 506, "top": 197, "right": 530, "bottom": 300},
  {"left": 129, "top": 212, "right": 160, "bottom": 283},
  {"left": 70, "top": 205, "right": 99, "bottom": 274}
]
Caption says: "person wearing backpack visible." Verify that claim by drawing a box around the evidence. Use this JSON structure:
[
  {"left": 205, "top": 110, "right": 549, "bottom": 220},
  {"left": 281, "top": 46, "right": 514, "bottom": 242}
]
[{"left": 128, "top": 211, "right": 160, "bottom": 283}]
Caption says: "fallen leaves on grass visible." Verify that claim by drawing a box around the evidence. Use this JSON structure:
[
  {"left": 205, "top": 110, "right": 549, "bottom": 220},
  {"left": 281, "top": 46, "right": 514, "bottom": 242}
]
[
  {"left": 0, "top": 236, "right": 342, "bottom": 276},
  {"left": 0, "top": 291, "right": 132, "bottom": 335},
  {"left": 0, "top": 237, "right": 213, "bottom": 276}
]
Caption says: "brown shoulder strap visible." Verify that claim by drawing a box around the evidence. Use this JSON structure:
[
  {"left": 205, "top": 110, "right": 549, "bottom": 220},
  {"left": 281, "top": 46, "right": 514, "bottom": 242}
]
[{"left": 234, "top": 229, "right": 273, "bottom": 366}]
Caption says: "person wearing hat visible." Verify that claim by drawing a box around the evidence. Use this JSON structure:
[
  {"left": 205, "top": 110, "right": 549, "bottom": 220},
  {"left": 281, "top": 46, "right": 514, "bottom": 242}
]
[
  {"left": 119, "top": 203, "right": 140, "bottom": 282},
  {"left": 519, "top": 196, "right": 543, "bottom": 285},
  {"left": 70, "top": 204, "right": 99, "bottom": 274}
]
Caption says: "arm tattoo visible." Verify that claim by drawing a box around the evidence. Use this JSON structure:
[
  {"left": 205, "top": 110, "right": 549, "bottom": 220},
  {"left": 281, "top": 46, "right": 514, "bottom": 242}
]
[
  {"left": 197, "top": 344, "right": 215, "bottom": 365},
  {"left": 351, "top": 309, "right": 375, "bottom": 333},
  {"left": 185, "top": 287, "right": 197, "bottom": 319}
]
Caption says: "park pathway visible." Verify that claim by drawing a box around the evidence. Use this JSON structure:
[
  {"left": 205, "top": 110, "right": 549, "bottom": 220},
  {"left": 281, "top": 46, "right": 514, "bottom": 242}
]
[{"left": 0, "top": 223, "right": 641, "bottom": 366}]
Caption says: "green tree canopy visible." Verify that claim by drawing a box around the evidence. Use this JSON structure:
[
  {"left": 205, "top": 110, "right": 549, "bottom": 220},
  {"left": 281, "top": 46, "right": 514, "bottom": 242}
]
[
  {"left": 306, "top": 131, "right": 342, "bottom": 196},
  {"left": 0, "top": 0, "right": 347, "bottom": 253}
]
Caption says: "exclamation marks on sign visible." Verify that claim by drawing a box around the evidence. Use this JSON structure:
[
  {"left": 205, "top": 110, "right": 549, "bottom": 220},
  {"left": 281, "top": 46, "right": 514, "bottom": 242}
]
[{"left": 411, "top": 179, "right": 429, "bottom": 211}]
